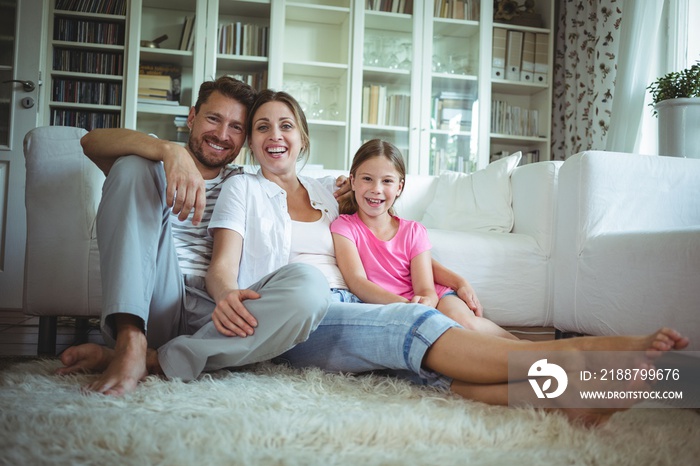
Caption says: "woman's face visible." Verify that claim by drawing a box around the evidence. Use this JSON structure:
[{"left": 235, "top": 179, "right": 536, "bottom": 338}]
[{"left": 249, "top": 101, "right": 303, "bottom": 177}]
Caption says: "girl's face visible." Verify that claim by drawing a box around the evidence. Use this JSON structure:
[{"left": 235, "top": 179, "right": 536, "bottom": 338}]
[
  {"left": 350, "top": 155, "right": 404, "bottom": 220},
  {"left": 248, "top": 101, "right": 303, "bottom": 176}
]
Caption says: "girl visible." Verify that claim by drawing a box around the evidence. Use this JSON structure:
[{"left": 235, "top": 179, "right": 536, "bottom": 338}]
[{"left": 331, "top": 139, "right": 518, "bottom": 340}]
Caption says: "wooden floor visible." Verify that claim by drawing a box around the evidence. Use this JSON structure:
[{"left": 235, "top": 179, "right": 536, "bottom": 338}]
[{"left": 0, "top": 309, "right": 104, "bottom": 357}]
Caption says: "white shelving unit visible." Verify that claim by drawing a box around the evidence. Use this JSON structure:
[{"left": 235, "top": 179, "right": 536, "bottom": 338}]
[
  {"left": 43, "top": 1, "right": 129, "bottom": 129},
  {"left": 41, "top": 0, "right": 554, "bottom": 173}
]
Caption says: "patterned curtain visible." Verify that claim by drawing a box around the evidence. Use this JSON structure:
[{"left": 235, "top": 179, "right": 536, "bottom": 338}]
[{"left": 551, "top": 0, "right": 623, "bottom": 160}]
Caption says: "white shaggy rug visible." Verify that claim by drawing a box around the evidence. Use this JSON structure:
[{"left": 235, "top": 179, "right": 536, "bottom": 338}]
[{"left": 1, "top": 359, "right": 699, "bottom": 466}]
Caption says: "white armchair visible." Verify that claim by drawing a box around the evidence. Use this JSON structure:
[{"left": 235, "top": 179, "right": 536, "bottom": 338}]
[
  {"left": 23, "top": 126, "right": 104, "bottom": 355},
  {"left": 552, "top": 151, "right": 700, "bottom": 349}
]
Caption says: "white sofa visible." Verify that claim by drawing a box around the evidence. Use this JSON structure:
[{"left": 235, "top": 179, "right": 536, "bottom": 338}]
[{"left": 23, "top": 126, "right": 700, "bottom": 354}]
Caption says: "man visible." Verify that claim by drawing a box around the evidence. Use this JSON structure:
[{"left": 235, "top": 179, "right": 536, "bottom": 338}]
[{"left": 57, "top": 77, "right": 333, "bottom": 395}]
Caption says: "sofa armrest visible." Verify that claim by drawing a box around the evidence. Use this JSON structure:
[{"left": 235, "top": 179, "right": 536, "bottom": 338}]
[
  {"left": 511, "top": 160, "right": 562, "bottom": 253},
  {"left": 23, "top": 126, "right": 104, "bottom": 316},
  {"left": 553, "top": 227, "right": 700, "bottom": 347},
  {"left": 557, "top": 151, "right": 700, "bottom": 242}
]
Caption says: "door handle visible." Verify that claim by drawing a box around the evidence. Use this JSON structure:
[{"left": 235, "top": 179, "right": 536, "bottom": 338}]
[{"left": 2, "top": 80, "right": 36, "bottom": 92}]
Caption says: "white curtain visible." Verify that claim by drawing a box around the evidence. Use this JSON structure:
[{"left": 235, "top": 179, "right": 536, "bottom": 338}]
[{"left": 605, "top": 0, "right": 665, "bottom": 153}]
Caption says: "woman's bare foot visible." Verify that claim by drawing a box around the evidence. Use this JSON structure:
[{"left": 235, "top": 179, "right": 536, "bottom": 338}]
[
  {"left": 56, "top": 343, "right": 114, "bottom": 375},
  {"left": 573, "top": 327, "right": 689, "bottom": 353}
]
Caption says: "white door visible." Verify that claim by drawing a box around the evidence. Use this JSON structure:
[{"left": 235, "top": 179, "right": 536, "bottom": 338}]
[{"left": 0, "top": 0, "right": 44, "bottom": 309}]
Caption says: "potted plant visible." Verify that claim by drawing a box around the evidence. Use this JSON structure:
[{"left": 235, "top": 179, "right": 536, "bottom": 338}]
[{"left": 647, "top": 61, "right": 700, "bottom": 158}]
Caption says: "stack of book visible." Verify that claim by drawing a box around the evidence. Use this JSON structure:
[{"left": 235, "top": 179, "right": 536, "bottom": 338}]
[
  {"left": 492, "top": 28, "right": 549, "bottom": 84},
  {"left": 138, "top": 63, "right": 181, "bottom": 105},
  {"left": 217, "top": 22, "right": 269, "bottom": 57},
  {"left": 365, "top": 0, "right": 414, "bottom": 14},
  {"left": 491, "top": 100, "right": 539, "bottom": 137},
  {"left": 361, "top": 84, "right": 410, "bottom": 127},
  {"left": 433, "top": 91, "right": 475, "bottom": 132},
  {"left": 174, "top": 116, "right": 188, "bottom": 142},
  {"left": 433, "top": 0, "right": 479, "bottom": 20}
]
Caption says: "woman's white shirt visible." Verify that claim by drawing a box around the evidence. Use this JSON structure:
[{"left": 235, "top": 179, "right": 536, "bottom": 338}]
[
  {"left": 290, "top": 215, "right": 347, "bottom": 289},
  {"left": 208, "top": 170, "right": 339, "bottom": 289}
]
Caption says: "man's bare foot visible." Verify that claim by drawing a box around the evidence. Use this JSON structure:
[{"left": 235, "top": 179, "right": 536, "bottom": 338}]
[
  {"left": 56, "top": 343, "right": 114, "bottom": 375},
  {"left": 84, "top": 325, "right": 149, "bottom": 396}
]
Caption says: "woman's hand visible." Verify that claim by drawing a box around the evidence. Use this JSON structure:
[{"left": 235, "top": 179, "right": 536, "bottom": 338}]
[{"left": 211, "top": 289, "right": 261, "bottom": 337}]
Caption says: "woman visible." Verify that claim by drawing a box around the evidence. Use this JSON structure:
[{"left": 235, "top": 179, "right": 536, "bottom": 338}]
[{"left": 205, "top": 89, "right": 688, "bottom": 423}]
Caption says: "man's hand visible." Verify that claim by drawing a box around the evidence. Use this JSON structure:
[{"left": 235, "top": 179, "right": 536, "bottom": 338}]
[
  {"left": 162, "top": 144, "right": 206, "bottom": 225},
  {"left": 212, "top": 289, "right": 261, "bottom": 337},
  {"left": 456, "top": 283, "right": 483, "bottom": 317}
]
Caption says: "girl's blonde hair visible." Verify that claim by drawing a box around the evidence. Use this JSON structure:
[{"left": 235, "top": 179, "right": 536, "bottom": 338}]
[{"left": 339, "top": 139, "right": 406, "bottom": 215}]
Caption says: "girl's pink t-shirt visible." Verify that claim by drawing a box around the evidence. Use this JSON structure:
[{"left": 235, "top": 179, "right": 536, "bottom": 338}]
[{"left": 331, "top": 213, "right": 451, "bottom": 300}]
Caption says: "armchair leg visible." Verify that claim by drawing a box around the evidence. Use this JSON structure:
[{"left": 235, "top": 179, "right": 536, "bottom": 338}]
[{"left": 38, "top": 316, "right": 57, "bottom": 356}]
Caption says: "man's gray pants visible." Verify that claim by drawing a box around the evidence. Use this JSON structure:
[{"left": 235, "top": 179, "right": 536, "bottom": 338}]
[{"left": 96, "top": 155, "right": 329, "bottom": 381}]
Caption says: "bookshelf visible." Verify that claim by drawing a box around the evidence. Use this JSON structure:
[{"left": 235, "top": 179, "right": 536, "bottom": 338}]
[
  {"left": 489, "top": 1, "right": 554, "bottom": 165},
  {"left": 44, "top": 0, "right": 128, "bottom": 130},
  {"left": 40, "top": 0, "right": 554, "bottom": 172}
]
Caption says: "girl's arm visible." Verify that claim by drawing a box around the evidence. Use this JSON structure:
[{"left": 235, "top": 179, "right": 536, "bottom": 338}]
[
  {"left": 332, "top": 233, "right": 409, "bottom": 304},
  {"left": 409, "top": 251, "right": 440, "bottom": 308},
  {"left": 431, "top": 259, "right": 483, "bottom": 316},
  {"left": 206, "top": 228, "right": 261, "bottom": 337}
]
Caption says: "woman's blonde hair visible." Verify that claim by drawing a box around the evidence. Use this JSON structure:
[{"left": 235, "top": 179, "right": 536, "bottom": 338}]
[{"left": 339, "top": 139, "right": 406, "bottom": 215}]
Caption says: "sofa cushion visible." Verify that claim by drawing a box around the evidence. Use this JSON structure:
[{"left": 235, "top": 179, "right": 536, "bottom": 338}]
[
  {"left": 421, "top": 152, "right": 521, "bottom": 233},
  {"left": 427, "top": 228, "right": 552, "bottom": 326}
]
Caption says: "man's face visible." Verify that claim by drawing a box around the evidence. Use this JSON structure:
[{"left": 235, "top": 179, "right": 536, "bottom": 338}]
[{"left": 186, "top": 90, "right": 247, "bottom": 175}]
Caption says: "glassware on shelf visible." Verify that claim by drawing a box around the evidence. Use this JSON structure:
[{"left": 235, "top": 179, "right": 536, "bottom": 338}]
[
  {"left": 306, "top": 82, "right": 324, "bottom": 120},
  {"left": 432, "top": 54, "right": 446, "bottom": 73},
  {"left": 447, "top": 54, "right": 470, "bottom": 75},
  {"left": 382, "top": 37, "right": 400, "bottom": 70},
  {"left": 324, "top": 83, "right": 341, "bottom": 121},
  {"left": 282, "top": 81, "right": 307, "bottom": 113},
  {"left": 364, "top": 34, "right": 381, "bottom": 67},
  {"left": 398, "top": 41, "right": 412, "bottom": 71}
]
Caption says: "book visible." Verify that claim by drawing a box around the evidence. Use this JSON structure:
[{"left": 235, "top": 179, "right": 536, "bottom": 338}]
[
  {"left": 179, "top": 16, "right": 194, "bottom": 51},
  {"left": 534, "top": 33, "right": 549, "bottom": 84},
  {"left": 492, "top": 28, "right": 507, "bottom": 79},
  {"left": 138, "top": 98, "right": 180, "bottom": 106},
  {"left": 520, "top": 32, "right": 536, "bottom": 82},
  {"left": 139, "top": 62, "right": 182, "bottom": 103},
  {"left": 505, "top": 30, "right": 524, "bottom": 81}
]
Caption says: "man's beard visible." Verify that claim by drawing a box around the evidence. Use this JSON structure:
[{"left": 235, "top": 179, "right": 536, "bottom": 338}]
[{"left": 188, "top": 134, "right": 237, "bottom": 169}]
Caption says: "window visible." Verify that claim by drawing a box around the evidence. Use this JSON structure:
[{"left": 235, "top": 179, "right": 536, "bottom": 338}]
[{"left": 637, "top": 0, "right": 698, "bottom": 155}]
